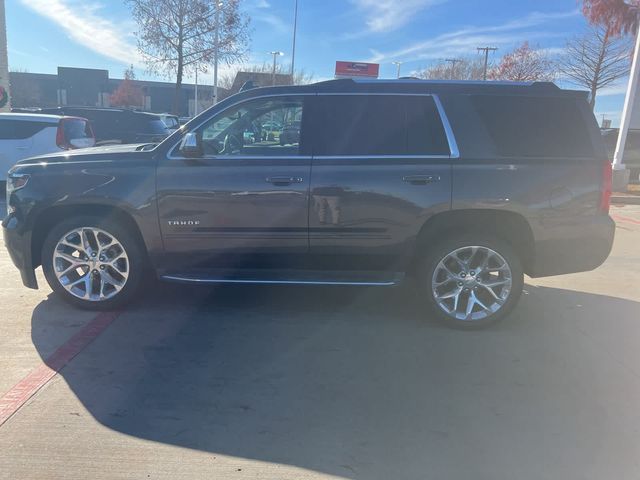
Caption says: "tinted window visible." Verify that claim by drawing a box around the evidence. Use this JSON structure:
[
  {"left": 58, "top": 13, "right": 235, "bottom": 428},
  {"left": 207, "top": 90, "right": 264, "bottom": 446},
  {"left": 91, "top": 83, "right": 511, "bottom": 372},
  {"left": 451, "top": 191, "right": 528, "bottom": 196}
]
[
  {"left": 471, "top": 95, "right": 594, "bottom": 158},
  {"left": 0, "top": 119, "right": 51, "bottom": 140},
  {"left": 313, "top": 95, "right": 449, "bottom": 156},
  {"left": 197, "top": 96, "right": 304, "bottom": 157},
  {"left": 142, "top": 118, "right": 171, "bottom": 135},
  {"left": 406, "top": 97, "right": 450, "bottom": 155}
]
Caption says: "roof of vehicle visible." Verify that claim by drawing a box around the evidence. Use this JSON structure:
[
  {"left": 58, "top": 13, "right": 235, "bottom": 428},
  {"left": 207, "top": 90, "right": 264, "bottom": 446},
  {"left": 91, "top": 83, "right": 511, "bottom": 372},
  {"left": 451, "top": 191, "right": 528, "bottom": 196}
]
[
  {"left": 230, "top": 78, "right": 581, "bottom": 99},
  {"left": 37, "top": 106, "right": 162, "bottom": 118},
  {"left": 0, "top": 112, "right": 67, "bottom": 123}
]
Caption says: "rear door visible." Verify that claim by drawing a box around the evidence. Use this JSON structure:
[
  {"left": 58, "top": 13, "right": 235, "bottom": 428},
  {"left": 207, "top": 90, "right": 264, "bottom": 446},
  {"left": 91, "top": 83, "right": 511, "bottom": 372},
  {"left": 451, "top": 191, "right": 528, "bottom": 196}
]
[
  {"left": 308, "top": 94, "right": 455, "bottom": 271},
  {"left": 0, "top": 119, "right": 43, "bottom": 177}
]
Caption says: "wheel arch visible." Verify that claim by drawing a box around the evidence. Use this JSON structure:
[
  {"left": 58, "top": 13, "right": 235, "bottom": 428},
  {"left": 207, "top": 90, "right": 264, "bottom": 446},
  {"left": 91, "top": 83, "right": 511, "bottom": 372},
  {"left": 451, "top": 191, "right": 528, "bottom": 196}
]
[
  {"left": 414, "top": 209, "right": 535, "bottom": 274},
  {"left": 31, "top": 204, "right": 149, "bottom": 269}
]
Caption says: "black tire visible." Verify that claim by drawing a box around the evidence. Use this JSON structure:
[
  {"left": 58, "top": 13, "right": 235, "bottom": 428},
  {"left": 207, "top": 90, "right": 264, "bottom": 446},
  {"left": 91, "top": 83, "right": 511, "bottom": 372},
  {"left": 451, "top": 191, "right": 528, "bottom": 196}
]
[
  {"left": 419, "top": 234, "right": 524, "bottom": 329},
  {"left": 41, "top": 215, "right": 145, "bottom": 310}
]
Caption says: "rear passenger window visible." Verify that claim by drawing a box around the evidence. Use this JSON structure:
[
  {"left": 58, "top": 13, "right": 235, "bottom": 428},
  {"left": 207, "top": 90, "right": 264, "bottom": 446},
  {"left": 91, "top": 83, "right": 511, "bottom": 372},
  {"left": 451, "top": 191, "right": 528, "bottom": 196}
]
[
  {"left": 0, "top": 120, "right": 50, "bottom": 139},
  {"left": 313, "top": 95, "right": 450, "bottom": 156},
  {"left": 471, "top": 95, "right": 594, "bottom": 158}
]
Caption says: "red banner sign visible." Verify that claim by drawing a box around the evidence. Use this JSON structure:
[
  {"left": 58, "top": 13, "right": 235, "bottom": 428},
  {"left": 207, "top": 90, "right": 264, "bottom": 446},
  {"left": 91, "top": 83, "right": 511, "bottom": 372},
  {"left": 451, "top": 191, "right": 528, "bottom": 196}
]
[{"left": 335, "top": 61, "right": 380, "bottom": 78}]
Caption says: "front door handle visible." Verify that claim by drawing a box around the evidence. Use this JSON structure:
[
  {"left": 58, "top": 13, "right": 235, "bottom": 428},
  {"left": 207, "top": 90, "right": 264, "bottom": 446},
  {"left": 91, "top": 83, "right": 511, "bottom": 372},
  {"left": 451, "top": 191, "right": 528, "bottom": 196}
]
[
  {"left": 266, "top": 176, "right": 304, "bottom": 186},
  {"left": 403, "top": 175, "right": 441, "bottom": 185}
]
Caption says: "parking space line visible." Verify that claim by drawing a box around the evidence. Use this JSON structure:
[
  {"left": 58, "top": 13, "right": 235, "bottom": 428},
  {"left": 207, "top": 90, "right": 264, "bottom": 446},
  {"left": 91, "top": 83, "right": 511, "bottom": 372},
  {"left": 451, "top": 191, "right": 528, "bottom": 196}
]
[
  {"left": 0, "top": 311, "right": 120, "bottom": 427},
  {"left": 612, "top": 214, "right": 640, "bottom": 226}
]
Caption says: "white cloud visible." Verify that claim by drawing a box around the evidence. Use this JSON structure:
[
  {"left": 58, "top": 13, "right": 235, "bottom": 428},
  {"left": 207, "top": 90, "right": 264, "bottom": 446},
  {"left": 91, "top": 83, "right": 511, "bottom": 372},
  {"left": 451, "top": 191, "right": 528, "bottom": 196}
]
[
  {"left": 255, "top": 13, "right": 289, "bottom": 33},
  {"left": 255, "top": 0, "right": 271, "bottom": 8},
  {"left": 599, "top": 81, "right": 630, "bottom": 97},
  {"left": 20, "top": 0, "right": 141, "bottom": 66},
  {"left": 365, "top": 10, "right": 578, "bottom": 64},
  {"left": 351, "top": 0, "right": 447, "bottom": 33}
]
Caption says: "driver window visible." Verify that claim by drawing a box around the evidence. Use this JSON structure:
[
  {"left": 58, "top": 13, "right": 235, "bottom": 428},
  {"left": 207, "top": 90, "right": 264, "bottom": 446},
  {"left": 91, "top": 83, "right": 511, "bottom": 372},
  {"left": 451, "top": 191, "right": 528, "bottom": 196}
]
[{"left": 200, "top": 96, "right": 304, "bottom": 157}]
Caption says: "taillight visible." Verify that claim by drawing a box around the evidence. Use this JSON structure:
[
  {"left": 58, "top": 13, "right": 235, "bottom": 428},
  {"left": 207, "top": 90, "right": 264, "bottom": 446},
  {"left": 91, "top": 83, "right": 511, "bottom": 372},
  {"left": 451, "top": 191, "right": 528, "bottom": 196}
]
[
  {"left": 600, "top": 160, "right": 612, "bottom": 214},
  {"left": 56, "top": 119, "right": 72, "bottom": 150}
]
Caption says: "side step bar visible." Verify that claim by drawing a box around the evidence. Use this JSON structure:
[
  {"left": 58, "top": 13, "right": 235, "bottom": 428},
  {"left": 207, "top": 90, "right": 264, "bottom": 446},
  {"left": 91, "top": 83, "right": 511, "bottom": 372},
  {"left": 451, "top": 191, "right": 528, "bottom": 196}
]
[{"left": 160, "top": 270, "right": 404, "bottom": 287}]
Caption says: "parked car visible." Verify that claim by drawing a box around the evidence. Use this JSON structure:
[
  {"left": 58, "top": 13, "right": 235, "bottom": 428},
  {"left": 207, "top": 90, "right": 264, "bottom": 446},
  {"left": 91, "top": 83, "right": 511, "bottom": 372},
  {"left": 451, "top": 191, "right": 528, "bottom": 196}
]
[
  {"left": 279, "top": 120, "right": 301, "bottom": 146},
  {"left": 158, "top": 113, "right": 180, "bottom": 131},
  {"left": 33, "top": 107, "right": 169, "bottom": 145},
  {"left": 3, "top": 79, "right": 614, "bottom": 328},
  {"left": 0, "top": 113, "right": 94, "bottom": 181},
  {"left": 601, "top": 128, "right": 640, "bottom": 183}
]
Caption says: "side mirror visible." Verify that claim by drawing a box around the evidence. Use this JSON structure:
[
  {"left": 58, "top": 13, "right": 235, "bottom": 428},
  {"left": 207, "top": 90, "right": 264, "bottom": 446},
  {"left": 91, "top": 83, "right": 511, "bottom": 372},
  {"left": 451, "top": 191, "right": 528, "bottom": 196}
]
[{"left": 179, "top": 132, "right": 202, "bottom": 158}]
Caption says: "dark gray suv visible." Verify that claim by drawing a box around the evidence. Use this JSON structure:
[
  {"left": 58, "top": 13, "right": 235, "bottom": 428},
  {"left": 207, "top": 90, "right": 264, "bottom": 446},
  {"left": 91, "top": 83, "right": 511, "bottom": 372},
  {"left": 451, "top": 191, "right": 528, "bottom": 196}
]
[{"left": 3, "top": 79, "right": 615, "bottom": 327}]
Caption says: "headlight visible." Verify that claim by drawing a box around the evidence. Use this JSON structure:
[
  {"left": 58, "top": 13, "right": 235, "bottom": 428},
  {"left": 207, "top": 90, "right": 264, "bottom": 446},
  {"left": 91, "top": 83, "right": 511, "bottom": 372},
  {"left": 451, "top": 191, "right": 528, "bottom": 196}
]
[
  {"left": 6, "top": 173, "right": 30, "bottom": 215},
  {"left": 7, "top": 173, "right": 30, "bottom": 193}
]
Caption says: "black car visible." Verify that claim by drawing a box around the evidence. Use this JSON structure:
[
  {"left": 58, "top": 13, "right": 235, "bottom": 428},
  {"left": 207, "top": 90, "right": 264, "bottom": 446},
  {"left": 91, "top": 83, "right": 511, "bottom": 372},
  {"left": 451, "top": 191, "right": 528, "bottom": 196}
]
[
  {"left": 3, "top": 79, "right": 615, "bottom": 328},
  {"left": 35, "top": 107, "right": 170, "bottom": 145}
]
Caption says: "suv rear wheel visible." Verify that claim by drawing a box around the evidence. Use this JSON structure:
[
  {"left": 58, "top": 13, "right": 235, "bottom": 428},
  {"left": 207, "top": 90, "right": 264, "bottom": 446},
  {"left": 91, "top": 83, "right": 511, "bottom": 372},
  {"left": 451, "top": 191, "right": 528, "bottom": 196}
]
[
  {"left": 420, "top": 234, "right": 524, "bottom": 328},
  {"left": 41, "top": 216, "right": 144, "bottom": 310}
]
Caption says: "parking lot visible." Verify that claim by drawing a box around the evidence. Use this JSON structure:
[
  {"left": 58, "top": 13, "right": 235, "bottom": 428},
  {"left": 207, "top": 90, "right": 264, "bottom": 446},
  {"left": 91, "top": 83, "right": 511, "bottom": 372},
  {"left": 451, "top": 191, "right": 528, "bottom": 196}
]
[{"left": 0, "top": 204, "right": 639, "bottom": 479}]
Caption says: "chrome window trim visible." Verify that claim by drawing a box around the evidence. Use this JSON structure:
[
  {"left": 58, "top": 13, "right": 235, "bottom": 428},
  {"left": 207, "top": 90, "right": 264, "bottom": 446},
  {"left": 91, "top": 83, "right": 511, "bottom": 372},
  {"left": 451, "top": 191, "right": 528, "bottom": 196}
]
[
  {"left": 168, "top": 91, "right": 460, "bottom": 160},
  {"left": 432, "top": 95, "right": 460, "bottom": 159}
]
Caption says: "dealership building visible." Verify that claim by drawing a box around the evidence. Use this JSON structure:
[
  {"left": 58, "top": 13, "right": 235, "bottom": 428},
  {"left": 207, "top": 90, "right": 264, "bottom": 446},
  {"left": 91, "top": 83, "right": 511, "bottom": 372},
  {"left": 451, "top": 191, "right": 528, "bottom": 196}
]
[{"left": 8, "top": 66, "right": 294, "bottom": 116}]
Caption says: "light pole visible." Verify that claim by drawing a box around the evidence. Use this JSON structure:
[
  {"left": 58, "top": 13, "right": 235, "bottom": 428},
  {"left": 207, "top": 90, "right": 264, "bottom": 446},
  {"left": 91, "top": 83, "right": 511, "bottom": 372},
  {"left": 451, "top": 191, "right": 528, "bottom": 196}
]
[
  {"left": 194, "top": 68, "right": 199, "bottom": 116},
  {"left": 269, "top": 51, "right": 284, "bottom": 86},
  {"left": 392, "top": 61, "right": 403, "bottom": 79},
  {"left": 290, "top": 0, "right": 298, "bottom": 77},
  {"left": 0, "top": 0, "right": 10, "bottom": 112},
  {"left": 213, "top": 1, "right": 223, "bottom": 105},
  {"left": 445, "top": 58, "right": 462, "bottom": 80},
  {"left": 477, "top": 46, "right": 497, "bottom": 81}
]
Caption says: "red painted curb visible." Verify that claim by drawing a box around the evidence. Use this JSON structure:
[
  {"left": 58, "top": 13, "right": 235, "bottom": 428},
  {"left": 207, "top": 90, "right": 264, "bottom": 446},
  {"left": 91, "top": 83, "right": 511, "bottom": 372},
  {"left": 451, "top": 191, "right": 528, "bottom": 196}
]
[
  {"left": 0, "top": 311, "right": 120, "bottom": 427},
  {"left": 612, "top": 214, "right": 640, "bottom": 226}
]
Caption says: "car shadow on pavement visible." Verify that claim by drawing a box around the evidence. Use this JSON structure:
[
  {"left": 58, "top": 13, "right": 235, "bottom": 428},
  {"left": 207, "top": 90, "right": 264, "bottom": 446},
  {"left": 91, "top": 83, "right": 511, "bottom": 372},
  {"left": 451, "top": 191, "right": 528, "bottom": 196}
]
[{"left": 30, "top": 283, "right": 640, "bottom": 479}]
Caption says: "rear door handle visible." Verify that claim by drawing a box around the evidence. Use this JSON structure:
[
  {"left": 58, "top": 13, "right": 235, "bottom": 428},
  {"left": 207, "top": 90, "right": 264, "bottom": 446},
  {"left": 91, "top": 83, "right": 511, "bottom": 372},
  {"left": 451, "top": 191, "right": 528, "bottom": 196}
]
[
  {"left": 403, "top": 175, "right": 440, "bottom": 185},
  {"left": 266, "top": 176, "right": 304, "bottom": 186}
]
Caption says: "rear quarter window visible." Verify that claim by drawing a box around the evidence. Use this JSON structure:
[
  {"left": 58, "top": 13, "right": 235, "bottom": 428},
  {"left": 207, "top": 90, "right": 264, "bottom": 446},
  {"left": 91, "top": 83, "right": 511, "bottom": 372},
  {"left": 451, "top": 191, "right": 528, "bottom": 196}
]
[
  {"left": 471, "top": 95, "right": 595, "bottom": 158},
  {"left": 0, "top": 119, "right": 52, "bottom": 140}
]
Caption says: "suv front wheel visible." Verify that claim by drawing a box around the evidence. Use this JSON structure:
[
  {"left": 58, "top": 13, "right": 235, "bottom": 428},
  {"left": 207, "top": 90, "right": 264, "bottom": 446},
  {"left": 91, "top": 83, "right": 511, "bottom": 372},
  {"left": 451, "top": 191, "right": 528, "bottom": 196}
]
[
  {"left": 41, "top": 216, "right": 144, "bottom": 310},
  {"left": 421, "top": 234, "right": 524, "bottom": 328}
]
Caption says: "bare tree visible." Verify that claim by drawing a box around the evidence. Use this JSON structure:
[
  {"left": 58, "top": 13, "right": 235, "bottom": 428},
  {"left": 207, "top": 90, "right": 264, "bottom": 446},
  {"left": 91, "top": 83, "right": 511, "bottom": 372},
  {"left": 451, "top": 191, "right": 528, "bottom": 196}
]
[
  {"left": 126, "top": 0, "right": 249, "bottom": 113},
  {"left": 558, "top": 25, "right": 632, "bottom": 110},
  {"left": 416, "top": 57, "right": 485, "bottom": 80},
  {"left": 489, "top": 42, "right": 555, "bottom": 82}
]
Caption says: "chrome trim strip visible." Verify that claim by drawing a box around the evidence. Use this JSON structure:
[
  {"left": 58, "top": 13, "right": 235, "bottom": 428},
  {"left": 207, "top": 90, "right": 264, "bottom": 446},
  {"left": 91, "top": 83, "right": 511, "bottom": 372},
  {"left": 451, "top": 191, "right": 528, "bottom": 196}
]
[
  {"left": 317, "top": 92, "right": 433, "bottom": 96},
  {"left": 433, "top": 94, "right": 460, "bottom": 159},
  {"left": 312, "top": 155, "right": 450, "bottom": 160},
  {"left": 161, "top": 275, "right": 399, "bottom": 286},
  {"left": 180, "top": 155, "right": 313, "bottom": 161}
]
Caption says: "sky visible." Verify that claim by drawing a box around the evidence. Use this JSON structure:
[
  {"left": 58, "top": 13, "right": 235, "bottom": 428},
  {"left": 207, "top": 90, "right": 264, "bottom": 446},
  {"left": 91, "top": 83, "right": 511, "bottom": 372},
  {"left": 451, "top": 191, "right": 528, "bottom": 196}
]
[{"left": 4, "top": 0, "right": 631, "bottom": 125}]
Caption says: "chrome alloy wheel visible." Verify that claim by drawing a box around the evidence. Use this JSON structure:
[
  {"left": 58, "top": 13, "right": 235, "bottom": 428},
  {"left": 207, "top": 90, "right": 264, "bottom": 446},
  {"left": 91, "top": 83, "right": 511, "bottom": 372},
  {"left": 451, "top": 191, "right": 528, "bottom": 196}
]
[
  {"left": 431, "top": 246, "right": 513, "bottom": 322},
  {"left": 52, "top": 227, "right": 129, "bottom": 302}
]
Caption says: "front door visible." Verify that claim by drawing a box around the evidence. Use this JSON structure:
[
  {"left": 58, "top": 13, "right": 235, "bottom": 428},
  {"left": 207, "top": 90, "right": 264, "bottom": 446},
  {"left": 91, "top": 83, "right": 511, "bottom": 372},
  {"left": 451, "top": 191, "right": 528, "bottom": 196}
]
[{"left": 156, "top": 95, "right": 311, "bottom": 272}]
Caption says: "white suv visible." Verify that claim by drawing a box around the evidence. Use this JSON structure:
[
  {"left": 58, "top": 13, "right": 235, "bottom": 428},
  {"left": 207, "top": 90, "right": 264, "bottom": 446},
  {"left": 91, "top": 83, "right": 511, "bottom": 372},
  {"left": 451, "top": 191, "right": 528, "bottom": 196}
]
[{"left": 0, "top": 113, "right": 95, "bottom": 180}]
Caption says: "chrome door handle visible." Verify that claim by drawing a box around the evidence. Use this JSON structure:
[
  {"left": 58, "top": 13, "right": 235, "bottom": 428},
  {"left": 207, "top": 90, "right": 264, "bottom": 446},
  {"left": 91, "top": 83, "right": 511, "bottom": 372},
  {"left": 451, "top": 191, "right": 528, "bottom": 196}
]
[
  {"left": 266, "top": 176, "right": 304, "bottom": 186},
  {"left": 403, "top": 175, "right": 440, "bottom": 185}
]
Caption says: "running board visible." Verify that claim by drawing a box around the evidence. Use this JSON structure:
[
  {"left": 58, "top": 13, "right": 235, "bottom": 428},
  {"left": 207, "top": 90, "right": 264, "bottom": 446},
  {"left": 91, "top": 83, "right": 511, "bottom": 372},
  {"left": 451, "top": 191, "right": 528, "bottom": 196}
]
[{"left": 160, "top": 269, "right": 404, "bottom": 287}]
